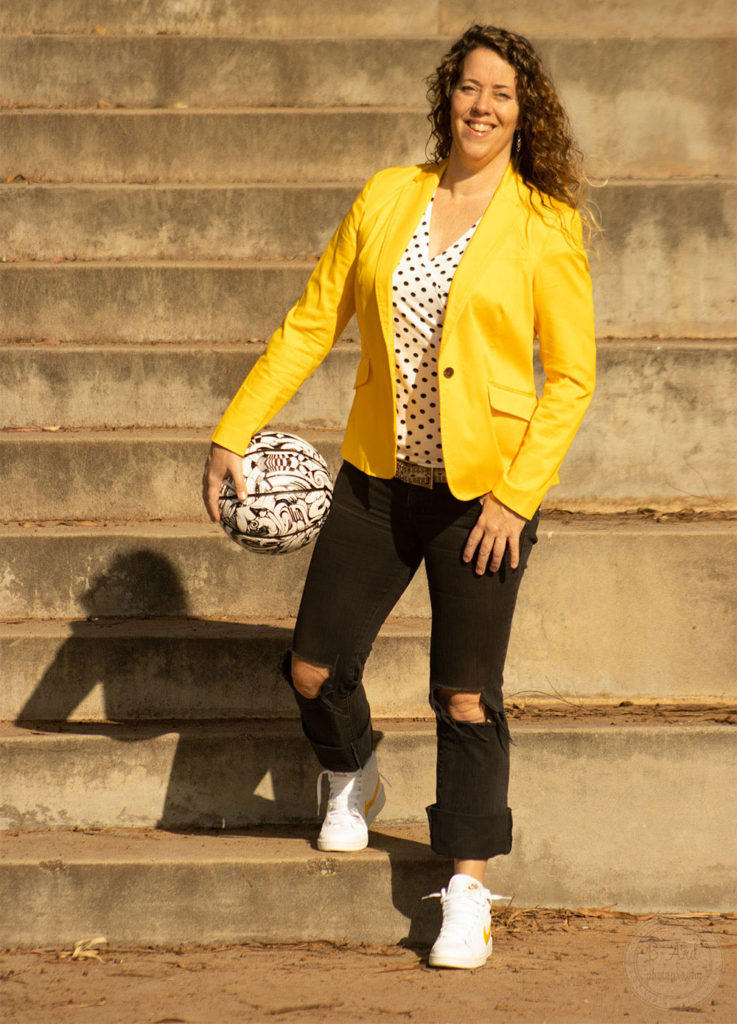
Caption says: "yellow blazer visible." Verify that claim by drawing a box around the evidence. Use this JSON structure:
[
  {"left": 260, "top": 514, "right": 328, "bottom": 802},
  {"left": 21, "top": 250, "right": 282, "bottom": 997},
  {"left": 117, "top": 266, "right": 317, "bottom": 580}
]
[{"left": 212, "top": 161, "right": 596, "bottom": 519}]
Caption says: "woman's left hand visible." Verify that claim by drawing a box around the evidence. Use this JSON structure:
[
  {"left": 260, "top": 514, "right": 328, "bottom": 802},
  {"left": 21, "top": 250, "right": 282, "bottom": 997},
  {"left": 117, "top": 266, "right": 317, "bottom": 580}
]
[{"left": 463, "top": 492, "right": 527, "bottom": 575}]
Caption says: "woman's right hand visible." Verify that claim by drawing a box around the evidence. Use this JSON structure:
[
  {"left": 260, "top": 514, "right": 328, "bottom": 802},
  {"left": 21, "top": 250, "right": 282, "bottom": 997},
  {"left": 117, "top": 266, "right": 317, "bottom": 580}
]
[{"left": 202, "top": 442, "right": 247, "bottom": 523}]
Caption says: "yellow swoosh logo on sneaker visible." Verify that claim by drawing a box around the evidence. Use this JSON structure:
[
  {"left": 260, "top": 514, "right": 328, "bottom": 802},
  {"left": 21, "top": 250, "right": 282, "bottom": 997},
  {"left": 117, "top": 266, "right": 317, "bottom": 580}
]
[
  {"left": 483, "top": 923, "right": 492, "bottom": 945},
  {"left": 365, "top": 778, "right": 381, "bottom": 817}
]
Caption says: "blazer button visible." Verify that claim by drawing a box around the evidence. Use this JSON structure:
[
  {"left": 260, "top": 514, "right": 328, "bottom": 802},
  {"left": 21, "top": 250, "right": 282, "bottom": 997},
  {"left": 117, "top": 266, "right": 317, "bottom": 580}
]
[{"left": 443, "top": 367, "right": 454, "bottom": 378}]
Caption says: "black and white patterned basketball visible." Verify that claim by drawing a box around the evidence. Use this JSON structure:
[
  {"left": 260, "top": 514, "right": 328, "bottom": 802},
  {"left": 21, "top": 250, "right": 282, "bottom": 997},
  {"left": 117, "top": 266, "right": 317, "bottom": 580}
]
[{"left": 218, "top": 430, "right": 333, "bottom": 554}]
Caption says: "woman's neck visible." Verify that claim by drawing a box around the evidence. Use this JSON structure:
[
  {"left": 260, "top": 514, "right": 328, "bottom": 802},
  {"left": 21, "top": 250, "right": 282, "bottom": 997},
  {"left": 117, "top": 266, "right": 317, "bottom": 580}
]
[{"left": 440, "top": 149, "right": 511, "bottom": 202}]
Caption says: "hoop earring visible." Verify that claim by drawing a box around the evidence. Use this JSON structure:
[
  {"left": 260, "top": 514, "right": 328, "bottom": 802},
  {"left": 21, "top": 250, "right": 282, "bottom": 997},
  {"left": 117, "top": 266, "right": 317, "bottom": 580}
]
[{"left": 514, "top": 130, "right": 521, "bottom": 156}]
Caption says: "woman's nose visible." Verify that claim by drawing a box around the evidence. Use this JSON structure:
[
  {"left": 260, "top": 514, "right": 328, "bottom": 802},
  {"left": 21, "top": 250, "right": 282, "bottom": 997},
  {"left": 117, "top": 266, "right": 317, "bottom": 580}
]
[{"left": 471, "top": 90, "right": 492, "bottom": 115}]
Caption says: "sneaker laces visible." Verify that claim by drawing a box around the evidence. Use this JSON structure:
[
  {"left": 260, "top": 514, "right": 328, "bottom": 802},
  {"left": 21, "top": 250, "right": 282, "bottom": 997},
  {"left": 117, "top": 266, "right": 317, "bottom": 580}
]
[
  {"left": 423, "top": 887, "right": 512, "bottom": 906},
  {"left": 316, "top": 765, "right": 391, "bottom": 818},
  {"left": 423, "top": 886, "right": 512, "bottom": 939},
  {"left": 316, "top": 769, "right": 362, "bottom": 820}
]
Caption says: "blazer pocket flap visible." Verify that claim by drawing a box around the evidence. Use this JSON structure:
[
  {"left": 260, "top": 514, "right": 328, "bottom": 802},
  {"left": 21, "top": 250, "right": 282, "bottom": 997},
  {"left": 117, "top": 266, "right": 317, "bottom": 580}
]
[
  {"left": 488, "top": 383, "right": 538, "bottom": 420},
  {"left": 353, "top": 355, "right": 371, "bottom": 388}
]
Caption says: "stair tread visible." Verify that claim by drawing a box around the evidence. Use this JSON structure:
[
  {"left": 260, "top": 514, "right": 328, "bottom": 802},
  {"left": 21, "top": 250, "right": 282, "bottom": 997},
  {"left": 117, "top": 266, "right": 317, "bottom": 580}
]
[
  {"left": 1, "top": 518, "right": 733, "bottom": 535},
  {"left": 4, "top": 712, "right": 735, "bottom": 735},
  {"left": 0, "top": 615, "right": 422, "bottom": 636},
  {"left": 0, "top": 822, "right": 432, "bottom": 862}
]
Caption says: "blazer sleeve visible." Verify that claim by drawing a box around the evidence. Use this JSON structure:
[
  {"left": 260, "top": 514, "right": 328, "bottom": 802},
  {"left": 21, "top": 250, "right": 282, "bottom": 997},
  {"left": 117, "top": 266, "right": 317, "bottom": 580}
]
[
  {"left": 491, "top": 207, "right": 596, "bottom": 518},
  {"left": 210, "top": 176, "right": 373, "bottom": 455}
]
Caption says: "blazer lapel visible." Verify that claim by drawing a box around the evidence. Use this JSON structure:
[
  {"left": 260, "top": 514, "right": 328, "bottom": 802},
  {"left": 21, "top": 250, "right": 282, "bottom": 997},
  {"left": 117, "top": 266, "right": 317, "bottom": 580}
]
[
  {"left": 440, "top": 163, "right": 526, "bottom": 349},
  {"left": 374, "top": 163, "right": 445, "bottom": 361}
]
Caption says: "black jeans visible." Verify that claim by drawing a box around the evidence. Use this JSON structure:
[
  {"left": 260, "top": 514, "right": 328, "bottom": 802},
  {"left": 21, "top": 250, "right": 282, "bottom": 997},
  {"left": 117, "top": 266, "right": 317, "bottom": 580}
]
[{"left": 282, "top": 461, "right": 539, "bottom": 860}]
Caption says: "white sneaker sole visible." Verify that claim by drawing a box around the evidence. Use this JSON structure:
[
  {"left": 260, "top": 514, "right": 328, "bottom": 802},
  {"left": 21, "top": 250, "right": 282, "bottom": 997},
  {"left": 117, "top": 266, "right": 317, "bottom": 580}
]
[
  {"left": 316, "top": 834, "right": 369, "bottom": 852},
  {"left": 428, "top": 949, "right": 491, "bottom": 969}
]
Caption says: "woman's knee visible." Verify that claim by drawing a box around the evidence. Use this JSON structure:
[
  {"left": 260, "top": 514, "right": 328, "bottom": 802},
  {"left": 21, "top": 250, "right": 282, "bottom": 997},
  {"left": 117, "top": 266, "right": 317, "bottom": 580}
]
[
  {"left": 291, "top": 654, "right": 330, "bottom": 700},
  {"left": 435, "top": 687, "right": 489, "bottom": 724}
]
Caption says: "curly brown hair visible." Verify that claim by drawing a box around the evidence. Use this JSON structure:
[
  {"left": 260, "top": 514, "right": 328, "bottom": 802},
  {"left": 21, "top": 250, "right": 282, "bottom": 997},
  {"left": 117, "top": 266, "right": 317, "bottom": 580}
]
[{"left": 426, "top": 25, "right": 596, "bottom": 233}]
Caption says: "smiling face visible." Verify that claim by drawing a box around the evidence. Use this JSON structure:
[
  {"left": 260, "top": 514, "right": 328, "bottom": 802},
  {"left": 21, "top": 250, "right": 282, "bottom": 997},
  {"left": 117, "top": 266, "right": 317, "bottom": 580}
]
[{"left": 449, "top": 47, "right": 520, "bottom": 172}]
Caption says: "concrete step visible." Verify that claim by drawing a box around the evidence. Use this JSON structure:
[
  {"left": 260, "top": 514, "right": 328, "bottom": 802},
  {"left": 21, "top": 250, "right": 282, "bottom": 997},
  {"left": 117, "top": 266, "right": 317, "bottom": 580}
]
[
  {"left": 3, "top": 342, "right": 735, "bottom": 512},
  {"left": 1, "top": 521, "right": 734, "bottom": 697},
  {"left": 3, "top": 0, "right": 734, "bottom": 38},
  {"left": 2, "top": 102, "right": 733, "bottom": 187},
  {"left": 2, "top": 253, "right": 734, "bottom": 347},
  {"left": 0, "top": 719, "right": 734, "bottom": 918},
  {"left": 4, "top": 618, "right": 735, "bottom": 726},
  {"left": 0, "top": 825, "right": 452, "bottom": 947},
  {"left": 2, "top": 39, "right": 733, "bottom": 152}
]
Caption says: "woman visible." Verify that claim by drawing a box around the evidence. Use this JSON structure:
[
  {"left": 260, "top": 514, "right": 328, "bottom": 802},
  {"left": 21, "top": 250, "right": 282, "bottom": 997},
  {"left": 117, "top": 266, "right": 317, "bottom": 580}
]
[{"left": 203, "top": 25, "right": 596, "bottom": 969}]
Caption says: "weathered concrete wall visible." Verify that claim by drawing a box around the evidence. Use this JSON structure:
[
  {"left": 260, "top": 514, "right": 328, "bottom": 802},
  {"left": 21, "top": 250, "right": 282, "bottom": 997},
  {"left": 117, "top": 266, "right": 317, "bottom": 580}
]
[{"left": 3, "top": 0, "right": 735, "bottom": 37}]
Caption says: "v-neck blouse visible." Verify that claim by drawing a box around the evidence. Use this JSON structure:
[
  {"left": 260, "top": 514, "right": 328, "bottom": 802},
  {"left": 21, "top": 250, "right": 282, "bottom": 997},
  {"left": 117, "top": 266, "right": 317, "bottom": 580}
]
[{"left": 391, "top": 194, "right": 480, "bottom": 469}]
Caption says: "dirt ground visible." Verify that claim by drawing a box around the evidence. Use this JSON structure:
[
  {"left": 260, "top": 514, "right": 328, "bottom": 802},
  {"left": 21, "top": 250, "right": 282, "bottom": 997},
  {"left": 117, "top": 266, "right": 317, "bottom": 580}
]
[{"left": 1, "top": 912, "right": 734, "bottom": 1024}]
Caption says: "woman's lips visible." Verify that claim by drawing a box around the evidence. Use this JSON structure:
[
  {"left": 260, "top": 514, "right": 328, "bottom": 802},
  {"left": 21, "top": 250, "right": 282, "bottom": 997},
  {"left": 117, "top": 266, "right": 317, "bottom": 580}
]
[{"left": 465, "top": 121, "right": 493, "bottom": 136}]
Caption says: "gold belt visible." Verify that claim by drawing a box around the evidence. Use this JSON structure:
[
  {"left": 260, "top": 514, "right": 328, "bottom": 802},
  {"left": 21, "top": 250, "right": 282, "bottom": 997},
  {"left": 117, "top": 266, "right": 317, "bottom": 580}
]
[{"left": 394, "top": 460, "right": 447, "bottom": 488}]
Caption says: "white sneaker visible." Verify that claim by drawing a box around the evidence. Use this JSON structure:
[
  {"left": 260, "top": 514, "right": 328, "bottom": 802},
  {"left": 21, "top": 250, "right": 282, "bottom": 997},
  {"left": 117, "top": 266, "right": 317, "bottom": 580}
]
[
  {"left": 315, "top": 751, "right": 386, "bottom": 852},
  {"left": 425, "top": 874, "right": 511, "bottom": 969}
]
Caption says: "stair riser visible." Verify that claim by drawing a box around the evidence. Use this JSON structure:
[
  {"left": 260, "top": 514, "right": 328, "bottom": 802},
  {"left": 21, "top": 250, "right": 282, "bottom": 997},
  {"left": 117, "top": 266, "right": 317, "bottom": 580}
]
[
  {"left": 0, "top": 264, "right": 325, "bottom": 344},
  {"left": 1, "top": 527, "right": 734, "bottom": 697},
  {"left": 440, "top": 0, "right": 737, "bottom": 37},
  {"left": 3, "top": 37, "right": 445, "bottom": 108},
  {"left": 0, "top": 0, "right": 440, "bottom": 37},
  {"left": 1, "top": 259, "right": 734, "bottom": 346},
  {"left": 1, "top": 345, "right": 356, "bottom": 430},
  {"left": 3, "top": 0, "right": 734, "bottom": 37},
  {"left": 0, "top": 184, "right": 357, "bottom": 261},
  {"left": 1, "top": 725, "right": 734, "bottom": 916},
  {"left": 0, "top": 111, "right": 428, "bottom": 184}
]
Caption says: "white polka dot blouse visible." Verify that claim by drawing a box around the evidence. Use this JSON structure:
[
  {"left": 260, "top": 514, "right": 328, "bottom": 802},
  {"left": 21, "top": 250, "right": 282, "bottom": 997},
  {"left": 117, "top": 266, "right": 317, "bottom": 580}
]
[{"left": 392, "top": 193, "right": 480, "bottom": 468}]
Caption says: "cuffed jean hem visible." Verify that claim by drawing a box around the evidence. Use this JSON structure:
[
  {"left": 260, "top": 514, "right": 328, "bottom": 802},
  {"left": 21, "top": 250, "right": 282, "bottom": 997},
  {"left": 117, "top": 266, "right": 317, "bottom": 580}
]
[{"left": 426, "top": 805, "right": 513, "bottom": 859}]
